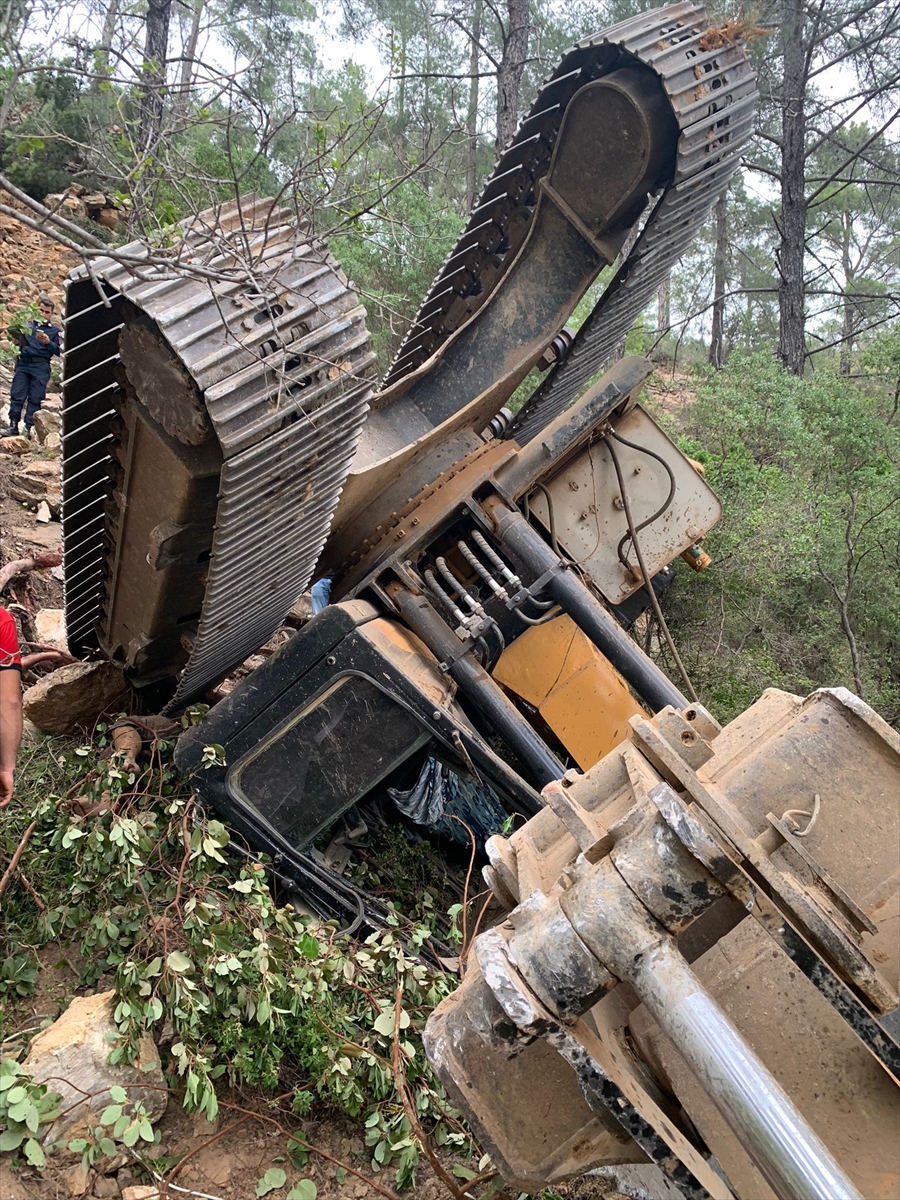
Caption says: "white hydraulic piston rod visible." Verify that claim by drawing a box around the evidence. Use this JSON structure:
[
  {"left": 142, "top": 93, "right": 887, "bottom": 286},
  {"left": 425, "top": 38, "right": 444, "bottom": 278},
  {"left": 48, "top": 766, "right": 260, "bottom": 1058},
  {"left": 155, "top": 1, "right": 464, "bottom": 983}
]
[{"left": 629, "top": 940, "right": 864, "bottom": 1200}]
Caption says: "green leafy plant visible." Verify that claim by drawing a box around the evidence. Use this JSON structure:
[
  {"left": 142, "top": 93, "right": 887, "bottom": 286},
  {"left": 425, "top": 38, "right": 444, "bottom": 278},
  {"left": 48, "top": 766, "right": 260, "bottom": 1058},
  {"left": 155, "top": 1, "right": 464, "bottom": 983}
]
[
  {"left": 7, "top": 302, "right": 39, "bottom": 340},
  {"left": 256, "top": 1166, "right": 287, "bottom": 1195},
  {"left": 65, "top": 1086, "right": 158, "bottom": 1175},
  {"left": 1, "top": 735, "right": 466, "bottom": 1186},
  {"left": 0, "top": 953, "right": 39, "bottom": 997},
  {"left": 0, "top": 1062, "right": 61, "bottom": 1169},
  {"left": 287, "top": 1181, "right": 317, "bottom": 1200}
]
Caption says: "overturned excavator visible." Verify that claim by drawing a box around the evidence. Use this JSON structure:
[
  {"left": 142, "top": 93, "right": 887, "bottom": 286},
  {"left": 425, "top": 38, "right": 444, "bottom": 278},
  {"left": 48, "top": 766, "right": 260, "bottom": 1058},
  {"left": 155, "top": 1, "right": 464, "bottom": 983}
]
[{"left": 60, "top": 5, "right": 899, "bottom": 1197}]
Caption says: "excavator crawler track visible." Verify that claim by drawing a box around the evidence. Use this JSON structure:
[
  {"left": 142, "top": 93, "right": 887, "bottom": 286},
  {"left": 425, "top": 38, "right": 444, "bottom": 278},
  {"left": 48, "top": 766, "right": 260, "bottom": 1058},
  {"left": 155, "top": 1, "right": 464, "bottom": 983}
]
[
  {"left": 62, "top": 198, "right": 376, "bottom": 707},
  {"left": 381, "top": 2, "right": 756, "bottom": 443}
]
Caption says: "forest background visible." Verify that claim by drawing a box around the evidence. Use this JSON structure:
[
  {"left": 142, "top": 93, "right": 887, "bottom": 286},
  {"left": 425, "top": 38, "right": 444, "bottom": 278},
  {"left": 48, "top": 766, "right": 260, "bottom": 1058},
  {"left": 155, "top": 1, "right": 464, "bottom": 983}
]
[
  {"left": 0, "top": 0, "right": 898, "bottom": 722},
  {"left": 0, "top": 1, "right": 898, "bottom": 1195}
]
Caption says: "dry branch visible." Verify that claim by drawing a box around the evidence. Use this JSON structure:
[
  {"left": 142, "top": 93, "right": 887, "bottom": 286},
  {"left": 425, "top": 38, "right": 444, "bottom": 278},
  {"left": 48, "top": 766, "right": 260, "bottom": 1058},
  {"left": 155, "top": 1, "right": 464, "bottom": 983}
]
[
  {"left": 0, "top": 551, "right": 63, "bottom": 594},
  {"left": 0, "top": 820, "right": 38, "bottom": 900}
]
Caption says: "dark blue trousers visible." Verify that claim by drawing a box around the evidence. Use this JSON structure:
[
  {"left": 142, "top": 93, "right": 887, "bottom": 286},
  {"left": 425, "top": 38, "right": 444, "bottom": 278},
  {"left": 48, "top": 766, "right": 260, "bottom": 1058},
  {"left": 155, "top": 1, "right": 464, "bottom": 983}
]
[{"left": 9, "top": 360, "right": 51, "bottom": 428}]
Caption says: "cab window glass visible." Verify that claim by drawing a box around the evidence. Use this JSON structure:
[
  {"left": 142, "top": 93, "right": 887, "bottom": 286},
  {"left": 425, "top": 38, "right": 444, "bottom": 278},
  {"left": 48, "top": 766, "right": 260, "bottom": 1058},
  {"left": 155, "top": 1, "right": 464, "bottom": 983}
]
[{"left": 229, "top": 676, "right": 429, "bottom": 846}]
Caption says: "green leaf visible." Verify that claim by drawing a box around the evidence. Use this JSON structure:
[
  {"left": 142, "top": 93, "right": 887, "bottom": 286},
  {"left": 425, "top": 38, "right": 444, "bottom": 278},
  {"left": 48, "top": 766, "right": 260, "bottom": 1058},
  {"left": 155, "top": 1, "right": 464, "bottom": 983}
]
[
  {"left": 372, "top": 1011, "right": 394, "bottom": 1037},
  {"left": 167, "top": 950, "right": 193, "bottom": 974},
  {"left": 286, "top": 1182, "right": 317, "bottom": 1200},
  {"left": 452, "top": 1165, "right": 477, "bottom": 1180},
  {"left": 0, "top": 1127, "right": 24, "bottom": 1151},
  {"left": 6, "top": 1099, "right": 32, "bottom": 1123},
  {"left": 122, "top": 1121, "right": 140, "bottom": 1147},
  {"left": 298, "top": 934, "right": 319, "bottom": 959},
  {"left": 23, "top": 1136, "right": 46, "bottom": 1168},
  {"left": 68, "top": 1139, "right": 88, "bottom": 1153},
  {"left": 99, "top": 1137, "right": 117, "bottom": 1156},
  {"left": 255, "top": 1166, "right": 287, "bottom": 1195},
  {"left": 5, "top": 1085, "right": 27, "bottom": 1104},
  {"left": 99, "top": 1104, "right": 123, "bottom": 1126},
  {"left": 109, "top": 1086, "right": 127, "bottom": 1103}
]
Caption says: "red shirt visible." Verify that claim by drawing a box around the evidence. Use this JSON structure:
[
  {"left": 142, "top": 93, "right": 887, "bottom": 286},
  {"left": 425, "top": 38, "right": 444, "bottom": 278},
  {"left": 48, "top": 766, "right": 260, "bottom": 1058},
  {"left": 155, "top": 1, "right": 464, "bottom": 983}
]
[{"left": 0, "top": 608, "right": 22, "bottom": 671}]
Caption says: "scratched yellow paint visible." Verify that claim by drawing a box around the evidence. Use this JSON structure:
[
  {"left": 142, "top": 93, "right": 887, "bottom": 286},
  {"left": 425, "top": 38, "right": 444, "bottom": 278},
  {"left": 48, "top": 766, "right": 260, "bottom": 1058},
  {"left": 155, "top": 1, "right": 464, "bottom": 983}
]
[{"left": 493, "top": 614, "right": 645, "bottom": 769}]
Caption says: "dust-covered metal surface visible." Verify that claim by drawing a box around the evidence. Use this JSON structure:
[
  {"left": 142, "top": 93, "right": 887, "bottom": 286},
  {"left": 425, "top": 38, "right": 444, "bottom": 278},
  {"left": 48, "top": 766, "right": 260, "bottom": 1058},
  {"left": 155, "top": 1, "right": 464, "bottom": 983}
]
[
  {"left": 425, "top": 689, "right": 900, "bottom": 1196},
  {"left": 382, "top": 3, "right": 755, "bottom": 413},
  {"left": 324, "top": 3, "right": 758, "bottom": 565},
  {"left": 61, "top": 197, "right": 376, "bottom": 705},
  {"left": 509, "top": 7, "right": 757, "bottom": 444},
  {"left": 525, "top": 405, "right": 722, "bottom": 604}
]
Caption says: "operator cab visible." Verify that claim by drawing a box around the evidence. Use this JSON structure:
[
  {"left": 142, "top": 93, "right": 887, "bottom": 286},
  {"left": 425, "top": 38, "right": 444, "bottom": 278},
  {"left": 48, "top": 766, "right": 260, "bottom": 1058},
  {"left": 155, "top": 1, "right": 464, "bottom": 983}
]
[{"left": 176, "top": 600, "right": 542, "bottom": 921}]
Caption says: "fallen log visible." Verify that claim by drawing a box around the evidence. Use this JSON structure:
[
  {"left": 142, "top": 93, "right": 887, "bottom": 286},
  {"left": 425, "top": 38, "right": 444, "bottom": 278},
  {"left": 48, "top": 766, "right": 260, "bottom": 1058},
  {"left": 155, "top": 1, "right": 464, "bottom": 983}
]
[
  {"left": 0, "top": 551, "right": 63, "bottom": 593},
  {"left": 21, "top": 650, "right": 77, "bottom": 671}
]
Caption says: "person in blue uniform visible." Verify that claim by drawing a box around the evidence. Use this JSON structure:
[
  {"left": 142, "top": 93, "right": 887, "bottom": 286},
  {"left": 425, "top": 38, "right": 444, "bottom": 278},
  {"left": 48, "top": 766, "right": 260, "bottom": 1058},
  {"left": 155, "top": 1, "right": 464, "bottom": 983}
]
[{"left": 2, "top": 295, "right": 61, "bottom": 438}]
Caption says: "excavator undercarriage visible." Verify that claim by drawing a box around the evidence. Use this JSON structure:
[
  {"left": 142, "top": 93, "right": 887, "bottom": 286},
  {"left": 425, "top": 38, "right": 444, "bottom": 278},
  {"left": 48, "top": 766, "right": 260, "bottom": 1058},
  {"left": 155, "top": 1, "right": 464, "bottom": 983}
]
[{"left": 59, "top": 4, "right": 900, "bottom": 1195}]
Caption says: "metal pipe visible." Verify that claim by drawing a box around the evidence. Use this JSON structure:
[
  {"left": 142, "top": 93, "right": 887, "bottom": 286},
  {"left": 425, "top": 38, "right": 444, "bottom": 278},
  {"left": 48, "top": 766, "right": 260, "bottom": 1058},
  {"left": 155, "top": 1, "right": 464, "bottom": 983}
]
[
  {"left": 559, "top": 859, "right": 863, "bottom": 1200},
  {"left": 391, "top": 586, "right": 565, "bottom": 787},
  {"left": 630, "top": 941, "right": 863, "bottom": 1200},
  {"left": 482, "top": 495, "right": 688, "bottom": 712}
]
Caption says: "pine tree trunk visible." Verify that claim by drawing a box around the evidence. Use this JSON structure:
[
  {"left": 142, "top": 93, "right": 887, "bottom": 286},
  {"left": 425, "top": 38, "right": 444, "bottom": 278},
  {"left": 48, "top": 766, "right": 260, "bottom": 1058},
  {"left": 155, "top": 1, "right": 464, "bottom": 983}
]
[
  {"left": 139, "top": 0, "right": 172, "bottom": 152},
  {"left": 709, "top": 191, "right": 728, "bottom": 368},
  {"left": 177, "top": 0, "right": 204, "bottom": 111},
  {"left": 840, "top": 212, "right": 854, "bottom": 375},
  {"left": 397, "top": 27, "right": 407, "bottom": 154},
  {"left": 656, "top": 275, "right": 670, "bottom": 337},
  {"left": 496, "top": 0, "right": 527, "bottom": 153},
  {"left": 777, "top": 0, "right": 807, "bottom": 376},
  {"left": 465, "top": 0, "right": 483, "bottom": 213},
  {"left": 92, "top": 0, "right": 120, "bottom": 88}
]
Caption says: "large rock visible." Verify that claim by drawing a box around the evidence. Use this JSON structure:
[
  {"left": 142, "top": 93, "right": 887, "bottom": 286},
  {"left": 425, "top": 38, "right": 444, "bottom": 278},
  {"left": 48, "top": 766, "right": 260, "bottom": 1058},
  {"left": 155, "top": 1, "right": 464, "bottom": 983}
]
[
  {"left": 0, "top": 435, "right": 31, "bottom": 455},
  {"left": 22, "top": 991, "right": 167, "bottom": 1143},
  {"left": 24, "top": 661, "right": 127, "bottom": 735},
  {"left": 9, "top": 458, "right": 61, "bottom": 517},
  {"left": 32, "top": 408, "right": 61, "bottom": 445},
  {"left": 44, "top": 192, "right": 87, "bottom": 219},
  {"left": 34, "top": 607, "right": 67, "bottom": 651}
]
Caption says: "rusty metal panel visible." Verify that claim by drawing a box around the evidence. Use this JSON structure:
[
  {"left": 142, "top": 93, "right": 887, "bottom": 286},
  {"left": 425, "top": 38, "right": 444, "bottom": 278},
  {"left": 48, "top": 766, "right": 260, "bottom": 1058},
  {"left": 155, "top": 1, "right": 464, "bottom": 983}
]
[{"left": 527, "top": 405, "right": 722, "bottom": 604}]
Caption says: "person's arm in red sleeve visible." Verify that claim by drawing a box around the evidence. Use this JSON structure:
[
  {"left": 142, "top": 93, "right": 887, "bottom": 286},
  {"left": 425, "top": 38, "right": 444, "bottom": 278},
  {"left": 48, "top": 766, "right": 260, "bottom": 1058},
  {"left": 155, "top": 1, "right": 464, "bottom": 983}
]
[{"left": 0, "top": 609, "right": 23, "bottom": 807}]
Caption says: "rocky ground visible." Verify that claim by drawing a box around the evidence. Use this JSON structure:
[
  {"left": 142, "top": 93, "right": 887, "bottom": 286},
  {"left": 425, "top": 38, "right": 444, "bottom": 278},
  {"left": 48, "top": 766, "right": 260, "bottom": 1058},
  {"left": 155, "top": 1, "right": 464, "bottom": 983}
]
[
  {"left": 0, "top": 189, "right": 79, "bottom": 315},
  {"left": 0, "top": 375, "right": 66, "bottom": 632},
  {"left": 0, "top": 188, "right": 74, "bottom": 640}
]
